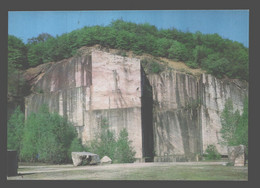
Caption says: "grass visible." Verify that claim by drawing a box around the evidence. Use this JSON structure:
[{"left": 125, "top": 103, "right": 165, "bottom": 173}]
[
  {"left": 120, "top": 165, "right": 247, "bottom": 181},
  {"left": 8, "top": 161, "right": 248, "bottom": 181}
]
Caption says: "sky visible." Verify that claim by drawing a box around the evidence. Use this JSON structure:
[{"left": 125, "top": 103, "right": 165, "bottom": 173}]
[{"left": 8, "top": 10, "right": 249, "bottom": 47}]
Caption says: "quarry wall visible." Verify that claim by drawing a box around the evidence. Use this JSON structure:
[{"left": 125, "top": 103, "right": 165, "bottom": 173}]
[{"left": 24, "top": 50, "right": 248, "bottom": 161}]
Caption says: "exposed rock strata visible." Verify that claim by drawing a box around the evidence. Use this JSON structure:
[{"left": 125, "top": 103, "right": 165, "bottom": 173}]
[
  {"left": 148, "top": 72, "right": 248, "bottom": 158},
  {"left": 24, "top": 49, "right": 248, "bottom": 161}
]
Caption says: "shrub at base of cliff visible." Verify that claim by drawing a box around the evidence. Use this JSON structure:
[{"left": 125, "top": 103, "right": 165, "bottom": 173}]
[
  {"left": 7, "top": 106, "right": 25, "bottom": 160},
  {"left": 204, "top": 145, "right": 221, "bottom": 160},
  {"left": 68, "top": 137, "right": 87, "bottom": 157},
  {"left": 19, "top": 104, "right": 80, "bottom": 164},
  {"left": 89, "top": 118, "right": 136, "bottom": 163},
  {"left": 89, "top": 118, "right": 117, "bottom": 162},
  {"left": 114, "top": 128, "right": 136, "bottom": 163}
]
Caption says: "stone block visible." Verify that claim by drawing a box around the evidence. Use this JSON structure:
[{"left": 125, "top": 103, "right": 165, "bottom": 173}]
[
  {"left": 100, "top": 156, "right": 112, "bottom": 164},
  {"left": 228, "top": 145, "right": 246, "bottom": 166},
  {"left": 72, "top": 152, "right": 100, "bottom": 166}
]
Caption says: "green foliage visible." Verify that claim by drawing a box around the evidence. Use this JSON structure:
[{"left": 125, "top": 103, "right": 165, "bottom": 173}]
[
  {"left": 7, "top": 106, "right": 25, "bottom": 159},
  {"left": 8, "top": 62, "right": 29, "bottom": 98},
  {"left": 204, "top": 145, "right": 221, "bottom": 160},
  {"left": 8, "top": 36, "right": 30, "bottom": 98},
  {"left": 8, "top": 35, "right": 28, "bottom": 69},
  {"left": 9, "top": 19, "right": 248, "bottom": 81},
  {"left": 68, "top": 137, "right": 86, "bottom": 157},
  {"left": 20, "top": 104, "right": 79, "bottom": 163},
  {"left": 201, "top": 53, "right": 230, "bottom": 79},
  {"left": 220, "top": 98, "right": 248, "bottom": 151},
  {"left": 192, "top": 45, "right": 213, "bottom": 67},
  {"left": 114, "top": 128, "right": 136, "bottom": 163},
  {"left": 141, "top": 58, "right": 165, "bottom": 74},
  {"left": 27, "top": 33, "right": 53, "bottom": 44},
  {"left": 168, "top": 40, "right": 189, "bottom": 62},
  {"left": 89, "top": 118, "right": 136, "bottom": 163},
  {"left": 89, "top": 118, "right": 117, "bottom": 161}
]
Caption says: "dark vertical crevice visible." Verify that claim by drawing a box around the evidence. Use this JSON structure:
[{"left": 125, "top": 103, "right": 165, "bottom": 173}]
[{"left": 140, "top": 65, "right": 154, "bottom": 162}]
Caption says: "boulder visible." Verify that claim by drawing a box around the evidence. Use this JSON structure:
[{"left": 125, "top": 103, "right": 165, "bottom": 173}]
[
  {"left": 227, "top": 145, "right": 246, "bottom": 166},
  {"left": 100, "top": 156, "right": 112, "bottom": 164},
  {"left": 71, "top": 152, "right": 100, "bottom": 166}
]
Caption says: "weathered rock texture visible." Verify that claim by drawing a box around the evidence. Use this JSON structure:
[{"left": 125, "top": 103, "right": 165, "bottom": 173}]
[
  {"left": 199, "top": 74, "right": 248, "bottom": 155},
  {"left": 147, "top": 71, "right": 248, "bottom": 160},
  {"left": 24, "top": 49, "right": 248, "bottom": 162},
  {"left": 25, "top": 50, "right": 153, "bottom": 160},
  {"left": 148, "top": 72, "right": 201, "bottom": 161},
  {"left": 71, "top": 152, "right": 100, "bottom": 166},
  {"left": 227, "top": 145, "right": 246, "bottom": 166}
]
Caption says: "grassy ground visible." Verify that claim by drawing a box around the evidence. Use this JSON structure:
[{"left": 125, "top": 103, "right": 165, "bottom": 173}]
[{"left": 7, "top": 161, "right": 248, "bottom": 181}]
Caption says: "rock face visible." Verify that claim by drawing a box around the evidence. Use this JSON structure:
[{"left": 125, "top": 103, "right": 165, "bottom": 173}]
[
  {"left": 25, "top": 50, "right": 153, "bottom": 161},
  {"left": 100, "top": 156, "right": 112, "bottom": 164},
  {"left": 148, "top": 71, "right": 248, "bottom": 160},
  {"left": 71, "top": 152, "right": 100, "bottom": 166},
  {"left": 148, "top": 71, "right": 201, "bottom": 161},
  {"left": 199, "top": 74, "right": 248, "bottom": 155},
  {"left": 24, "top": 49, "right": 248, "bottom": 162},
  {"left": 227, "top": 145, "right": 246, "bottom": 166}
]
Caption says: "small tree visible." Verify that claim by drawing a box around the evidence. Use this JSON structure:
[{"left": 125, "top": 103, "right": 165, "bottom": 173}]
[
  {"left": 89, "top": 118, "right": 136, "bottom": 163},
  {"left": 220, "top": 98, "right": 248, "bottom": 154},
  {"left": 89, "top": 118, "right": 117, "bottom": 161},
  {"left": 115, "top": 128, "right": 136, "bottom": 163}
]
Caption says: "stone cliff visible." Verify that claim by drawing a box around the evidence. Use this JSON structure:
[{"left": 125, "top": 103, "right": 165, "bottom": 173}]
[
  {"left": 23, "top": 48, "right": 248, "bottom": 162},
  {"left": 148, "top": 71, "right": 248, "bottom": 161}
]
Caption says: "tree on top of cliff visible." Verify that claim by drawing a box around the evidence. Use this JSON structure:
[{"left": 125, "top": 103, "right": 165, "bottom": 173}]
[
  {"left": 8, "top": 35, "right": 28, "bottom": 69},
  {"left": 8, "top": 20, "right": 249, "bottom": 81}
]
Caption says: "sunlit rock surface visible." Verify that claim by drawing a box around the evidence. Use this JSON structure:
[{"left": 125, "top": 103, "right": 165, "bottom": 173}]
[{"left": 25, "top": 49, "right": 248, "bottom": 161}]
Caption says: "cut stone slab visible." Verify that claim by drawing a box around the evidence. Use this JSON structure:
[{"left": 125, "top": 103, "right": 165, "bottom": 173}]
[
  {"left": 72, "top": 152, "right": 100, "bottom": 166},
  {"left": 100, "top": 156, "right": 112, "bottom": 164},
  {"left": 228, "top": 145, "right": 246, "bottom": 166}
]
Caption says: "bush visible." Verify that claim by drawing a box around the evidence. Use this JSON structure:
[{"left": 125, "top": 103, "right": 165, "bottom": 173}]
[
  {"left": 89, "top": 118, "right": 117, "bottom": 161},
  {"left": 68, "top": 137, "right": 86, "bottom": 158},
  {"left": 20, "top": 104, "right": 79, "bottom": 163},
  {"left": 204, "top": 145, "right": 221, "bottom": 160},
  {"left": 220, "top": 98, "right": 248, "bottom": 154},
  {"left": 7, "top": 106, "right": 25, "bottom": 160},
  {"left": 141, "top": 58, "right": 165, "bottom": 74},
  {"left": 89, "top": 118, "right": 136, "bottom": 163},
  {"left": 114, "top": 128, "right": 136, "bottom": 163},
  {"left": 186, "top": 60, "right": 199, "bottom": 69}
]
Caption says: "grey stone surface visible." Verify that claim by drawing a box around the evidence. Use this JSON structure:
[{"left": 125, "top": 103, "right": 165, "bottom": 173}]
[
  {"left": 71, "top": 152, "right": 100, "bottom": 166},
  {"left": 148, "top": 71, "right": 248, "bottom": 159},
  {"left": 100, "top": 156, "right": 112, "bottom": 164},
  {"left": 228, "top": 145, "right": 246, "bottom": 166}
]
